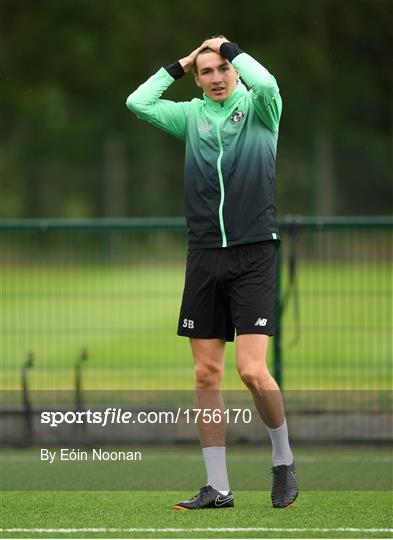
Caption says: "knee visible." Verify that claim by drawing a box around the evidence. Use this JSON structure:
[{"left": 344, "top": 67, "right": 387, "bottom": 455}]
[
  {"left": 195, "top": 362, "right": 223, "bottom": 389},
  {"left": 238, "top": 363, "right": 270, "bottom": 390}
]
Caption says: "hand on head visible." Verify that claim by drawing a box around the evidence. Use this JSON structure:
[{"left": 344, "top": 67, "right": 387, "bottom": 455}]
[
  {"left": 179, "top": 36, "right": 230, "bottom": 73},
  {"left": 179, "top": 44, "right": 207, "bottom": 73},
  {"left": 200, "top": 36, "right": 229, "bottom": 54}
]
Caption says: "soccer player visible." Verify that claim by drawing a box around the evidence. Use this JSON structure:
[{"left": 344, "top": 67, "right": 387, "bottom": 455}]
[{"left": 126, "top": 36, "right": 298, "bottom": 509}]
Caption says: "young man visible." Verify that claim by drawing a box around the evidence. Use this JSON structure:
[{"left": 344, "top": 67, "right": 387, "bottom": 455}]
[{"left": 126, "top": 36, "right": 298, "bottom": 509}]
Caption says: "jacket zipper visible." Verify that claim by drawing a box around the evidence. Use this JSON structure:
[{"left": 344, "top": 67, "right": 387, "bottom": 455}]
[{"left": 215, "top": 122, "right": 227, "bottom": 248}]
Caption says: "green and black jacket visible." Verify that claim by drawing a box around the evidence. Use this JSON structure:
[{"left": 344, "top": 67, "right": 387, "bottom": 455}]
[{"left": 126, "top": 42, "right": 282, "bottom": 249}]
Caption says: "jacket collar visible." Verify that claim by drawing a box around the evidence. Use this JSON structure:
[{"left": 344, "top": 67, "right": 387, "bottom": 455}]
[{"left": 202, "top": 80, "right": 247, "bottom": 112}]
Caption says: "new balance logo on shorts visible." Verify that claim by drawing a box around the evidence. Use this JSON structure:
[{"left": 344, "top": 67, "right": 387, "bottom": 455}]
[{"left": 254, "top": 317, "right": 267, "bottom": 326}]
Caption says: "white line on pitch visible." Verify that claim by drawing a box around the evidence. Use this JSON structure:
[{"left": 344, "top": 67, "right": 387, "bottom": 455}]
[{"left": 1, "top": 527, "right": 392, "bottom": 533}]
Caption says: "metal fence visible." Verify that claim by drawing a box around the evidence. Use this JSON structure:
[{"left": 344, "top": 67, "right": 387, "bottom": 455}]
[
  {"left": 1, "top": 217, "right": 392, "bottom": 444},
  {"left": 1, "top": 216, "right": 392, "bottom": 390}
]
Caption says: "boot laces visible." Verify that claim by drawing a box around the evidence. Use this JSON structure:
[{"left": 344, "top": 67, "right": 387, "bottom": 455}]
[{"left": 271, "top": 466, "right": 288, "bottom": 492}]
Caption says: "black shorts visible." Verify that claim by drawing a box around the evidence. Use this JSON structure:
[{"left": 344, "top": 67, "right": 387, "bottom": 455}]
[{"left": 177, "top": 241, "right": 277, "bottom": 341}]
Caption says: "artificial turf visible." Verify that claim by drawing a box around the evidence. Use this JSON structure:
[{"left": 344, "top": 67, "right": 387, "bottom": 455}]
[
  {"left": 1, "top": 490, "right": 392, "bottom": 539},
  {"left": 1, "top": 446, "right": 392, "bottom": 539}
]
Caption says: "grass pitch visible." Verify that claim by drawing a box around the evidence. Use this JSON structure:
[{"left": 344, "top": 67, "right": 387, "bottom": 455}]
[
  {"left": 1, "top": 490, "right": 392, "bottom": 539},
  {"left": 1, "top": 446, "right": 392, "bottom": 539}
]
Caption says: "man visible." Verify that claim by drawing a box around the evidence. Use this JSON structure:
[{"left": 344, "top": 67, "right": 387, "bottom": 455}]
[{"left": 126, "top": 36, "right": 298, "bottom": 510}]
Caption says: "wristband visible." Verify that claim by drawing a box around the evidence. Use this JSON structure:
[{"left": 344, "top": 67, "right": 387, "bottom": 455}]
[
  {"left": 220, "top": 42, "right": 243, "bottom": 62},
  {"left": 165, "top": 61, "right": 185, "bottom": 80}
]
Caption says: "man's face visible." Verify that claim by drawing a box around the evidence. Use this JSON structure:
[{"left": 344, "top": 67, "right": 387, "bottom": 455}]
[{"left": 194, "top": 51, "right": 239, "bottom": 102}]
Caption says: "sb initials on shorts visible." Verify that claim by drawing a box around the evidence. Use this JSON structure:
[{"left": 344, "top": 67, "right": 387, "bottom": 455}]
[{"left": 177, "top": 240, "right": 277, "bottom": 342}]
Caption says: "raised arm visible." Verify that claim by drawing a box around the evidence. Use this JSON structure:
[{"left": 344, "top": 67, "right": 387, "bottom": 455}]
[
  {"left": 126, "top": 46, "right": 204, "bottom": 141},
  {"left": 201, "top": 37, "right": 282, "bottom": 132}
]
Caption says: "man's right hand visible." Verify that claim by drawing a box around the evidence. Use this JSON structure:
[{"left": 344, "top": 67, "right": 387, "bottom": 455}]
[{"left": 179, "top": 45, "right": 205, "bottom": 73}]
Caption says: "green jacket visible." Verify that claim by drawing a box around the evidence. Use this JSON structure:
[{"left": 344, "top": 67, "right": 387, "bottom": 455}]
[{"left": 126, "top": 43, "right": 282, "bottom": 249}]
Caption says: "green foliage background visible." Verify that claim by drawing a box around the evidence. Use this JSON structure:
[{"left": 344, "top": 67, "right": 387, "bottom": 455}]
[{"left": 1, "top": 0, "right": 392, "bottom": 219}]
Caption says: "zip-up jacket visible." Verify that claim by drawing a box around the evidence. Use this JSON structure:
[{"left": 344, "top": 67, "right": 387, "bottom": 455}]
[{"left": 126, "top": 42, "right": 282, "bottom": 249}]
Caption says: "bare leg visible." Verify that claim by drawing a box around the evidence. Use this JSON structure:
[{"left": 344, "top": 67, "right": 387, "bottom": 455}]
[
  {"left": 189, "top": 338, "right": 226, "bottom": 446},
  {"left": 236, "top": 334, "right": 296, "bottom": 507},
  {"left": 236, "top": 334, "right": 285, "bottom": 428},
  {"left": 172, "top": 338, "right": 232, "bottom": 507}
]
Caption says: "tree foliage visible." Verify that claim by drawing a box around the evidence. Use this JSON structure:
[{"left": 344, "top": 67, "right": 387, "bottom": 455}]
[{"left": 1, "top": 0, "right": 391, "bottom": 218}]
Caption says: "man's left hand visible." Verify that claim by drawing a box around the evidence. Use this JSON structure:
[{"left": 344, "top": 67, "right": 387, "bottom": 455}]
[{"left": 201, "top": 36, "right": 229, "bottom": 54}]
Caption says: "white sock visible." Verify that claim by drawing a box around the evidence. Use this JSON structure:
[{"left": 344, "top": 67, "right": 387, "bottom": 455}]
[
  {"left": 266, "top": 419, "right": 294, "bottom": 466},
  {"left": 202, "top": 446, "right": 230, "bottom": 494}
]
